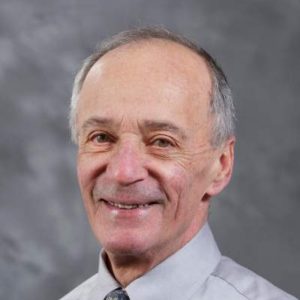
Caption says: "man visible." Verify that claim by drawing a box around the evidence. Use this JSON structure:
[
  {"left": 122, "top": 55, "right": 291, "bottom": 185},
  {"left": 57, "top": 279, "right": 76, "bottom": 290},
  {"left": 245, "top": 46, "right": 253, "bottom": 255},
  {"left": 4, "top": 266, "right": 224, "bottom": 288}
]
[{"left": 61, "top": 27, "right": 297, "bottom": 299}]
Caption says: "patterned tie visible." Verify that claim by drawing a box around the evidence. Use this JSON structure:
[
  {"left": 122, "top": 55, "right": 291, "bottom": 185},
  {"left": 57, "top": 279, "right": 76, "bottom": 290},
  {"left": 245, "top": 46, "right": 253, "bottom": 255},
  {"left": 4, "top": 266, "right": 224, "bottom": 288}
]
[{"left": 104, "top": 287, "right": 130, "bottom": 300}]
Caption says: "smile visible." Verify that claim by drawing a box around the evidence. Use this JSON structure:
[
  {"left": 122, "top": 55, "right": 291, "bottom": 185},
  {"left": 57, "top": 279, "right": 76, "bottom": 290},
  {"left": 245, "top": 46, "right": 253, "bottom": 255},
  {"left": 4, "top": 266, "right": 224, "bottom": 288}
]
[
  {"left": 107, "top": 200, "right": 149, "bottom": 209},
  {"left": 101, "top": 199, "right": 155, "bottom": 210}
]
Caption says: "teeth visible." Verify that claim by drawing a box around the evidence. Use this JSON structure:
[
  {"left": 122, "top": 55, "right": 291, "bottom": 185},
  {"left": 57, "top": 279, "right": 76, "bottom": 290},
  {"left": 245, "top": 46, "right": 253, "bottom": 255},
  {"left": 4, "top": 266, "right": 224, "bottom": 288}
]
[{"left": 107, "top": 201, "right": 149, "bottom": 209}]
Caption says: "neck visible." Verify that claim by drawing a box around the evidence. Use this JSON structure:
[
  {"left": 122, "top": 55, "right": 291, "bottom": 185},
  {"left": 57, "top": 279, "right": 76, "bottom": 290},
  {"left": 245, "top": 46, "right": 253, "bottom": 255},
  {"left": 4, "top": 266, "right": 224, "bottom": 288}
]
[
  {"left": 105, "top": 229, "right": 206, "bottom": 286},
  {"left": 104, "top": 252, "right": 157, "bottom": 287},
  {"left": 104, "top": 215, "right": 209, "bottom": 286}
]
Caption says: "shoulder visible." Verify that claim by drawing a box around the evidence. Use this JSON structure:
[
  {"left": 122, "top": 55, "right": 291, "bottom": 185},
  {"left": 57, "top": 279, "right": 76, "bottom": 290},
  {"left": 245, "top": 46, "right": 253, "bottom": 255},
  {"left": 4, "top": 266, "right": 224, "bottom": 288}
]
[
  {"left": 208, "top": 256, "right": 297, "bottom": 300},
  {"left": 59, "top": 274, "right": 98, "bottom": 300}
]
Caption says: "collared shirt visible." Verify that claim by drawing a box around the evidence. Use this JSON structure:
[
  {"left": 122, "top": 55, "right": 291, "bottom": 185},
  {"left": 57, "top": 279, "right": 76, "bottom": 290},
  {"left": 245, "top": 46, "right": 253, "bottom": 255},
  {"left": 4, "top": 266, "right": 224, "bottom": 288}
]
[{"left": 60, "top": 223, "right": 297, "bottom": 300}]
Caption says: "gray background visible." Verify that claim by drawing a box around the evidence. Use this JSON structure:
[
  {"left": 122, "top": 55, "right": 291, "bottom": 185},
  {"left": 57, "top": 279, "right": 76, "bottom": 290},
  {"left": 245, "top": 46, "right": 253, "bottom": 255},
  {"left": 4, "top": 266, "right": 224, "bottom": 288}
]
[{"left": 0, "top": 0, "right": 299, "bottom": 299}]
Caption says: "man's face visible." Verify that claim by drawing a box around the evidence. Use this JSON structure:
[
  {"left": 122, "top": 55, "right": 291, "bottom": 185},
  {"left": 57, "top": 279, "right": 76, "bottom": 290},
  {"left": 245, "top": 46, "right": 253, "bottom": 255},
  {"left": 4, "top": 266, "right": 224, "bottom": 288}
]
[{"left": 76, "top": 41, "right": 233, "bottom": 263}]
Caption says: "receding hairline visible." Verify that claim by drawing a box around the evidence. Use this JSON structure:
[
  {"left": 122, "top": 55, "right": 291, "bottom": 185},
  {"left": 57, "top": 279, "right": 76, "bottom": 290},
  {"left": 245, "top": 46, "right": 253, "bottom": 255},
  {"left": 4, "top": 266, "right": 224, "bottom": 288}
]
[
  {"left": 70, "top": 27, "right": 235, "bottom": 146},
  {"left": 79, "top": 37, "right": 214, "bottom": 95}
]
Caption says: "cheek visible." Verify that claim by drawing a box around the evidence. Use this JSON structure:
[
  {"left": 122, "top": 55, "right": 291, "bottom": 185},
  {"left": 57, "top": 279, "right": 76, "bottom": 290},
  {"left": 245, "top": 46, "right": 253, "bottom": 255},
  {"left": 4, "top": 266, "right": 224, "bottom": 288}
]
[
  {"left": 76, "top": 157, "right": 90, "bottom": 192},
  {"left": 76, "top": 157, "right": 101, "bottom": 220},
  {"left": 162, "top": 161, "right": 210, "bottom": 209},
  {"left": 161, "top": 163, "right": 191, "bottom": 204},
  {"left": 77, "top": 153, "right": 103, "bottom": 191},
  {"left": 77, "top": 156, "right": 102, "bottom": 221}
]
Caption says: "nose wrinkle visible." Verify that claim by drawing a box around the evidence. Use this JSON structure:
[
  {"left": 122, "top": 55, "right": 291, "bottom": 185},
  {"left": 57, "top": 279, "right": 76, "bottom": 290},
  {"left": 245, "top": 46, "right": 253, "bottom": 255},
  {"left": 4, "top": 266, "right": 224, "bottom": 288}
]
[{"left": 107, "top": 143, "right": 147, "bottom": 185}]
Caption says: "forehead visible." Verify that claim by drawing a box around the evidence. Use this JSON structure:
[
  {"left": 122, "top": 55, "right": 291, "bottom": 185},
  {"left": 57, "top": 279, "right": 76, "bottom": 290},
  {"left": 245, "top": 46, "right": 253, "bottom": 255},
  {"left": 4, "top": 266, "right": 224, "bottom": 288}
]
[
  {"left": 77, "top": 39, "right": 212, "bottom": 133},
  {"left": 88, "top": 39, "right": 212, "bottom": 95}
]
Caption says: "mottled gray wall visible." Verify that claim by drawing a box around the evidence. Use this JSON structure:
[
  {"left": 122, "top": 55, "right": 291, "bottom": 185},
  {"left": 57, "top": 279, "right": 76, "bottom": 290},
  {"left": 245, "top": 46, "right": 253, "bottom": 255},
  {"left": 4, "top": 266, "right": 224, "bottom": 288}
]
[{"left": 0, "top": 0, "right": 299, "bottom": 299}]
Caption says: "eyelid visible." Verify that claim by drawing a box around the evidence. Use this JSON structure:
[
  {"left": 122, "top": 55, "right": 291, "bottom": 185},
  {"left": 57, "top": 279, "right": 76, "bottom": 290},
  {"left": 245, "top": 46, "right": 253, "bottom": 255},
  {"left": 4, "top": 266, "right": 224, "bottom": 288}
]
[
  {"left": 88, "top": 130, "right": 116, "bottom": 143},
  {"left": 149, "top": 135, "right": 177, "bottom": 147}
]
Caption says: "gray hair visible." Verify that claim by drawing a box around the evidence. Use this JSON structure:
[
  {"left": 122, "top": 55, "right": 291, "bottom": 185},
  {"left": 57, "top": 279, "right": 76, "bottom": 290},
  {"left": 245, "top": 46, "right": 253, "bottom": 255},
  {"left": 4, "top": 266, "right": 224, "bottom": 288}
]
[{"left": 70, "top": 27, "right": 235, "bottom": 147}]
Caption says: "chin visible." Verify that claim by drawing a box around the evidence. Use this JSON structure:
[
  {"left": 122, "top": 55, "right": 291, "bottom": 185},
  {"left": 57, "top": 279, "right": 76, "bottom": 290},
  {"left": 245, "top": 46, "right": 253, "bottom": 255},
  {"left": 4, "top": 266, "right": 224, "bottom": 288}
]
[
  {"left": 95, "top": 228, "right": 155, "bottom": 257},
  {"left": 103, "top": 238, "right": 151, "bottom": 257}
]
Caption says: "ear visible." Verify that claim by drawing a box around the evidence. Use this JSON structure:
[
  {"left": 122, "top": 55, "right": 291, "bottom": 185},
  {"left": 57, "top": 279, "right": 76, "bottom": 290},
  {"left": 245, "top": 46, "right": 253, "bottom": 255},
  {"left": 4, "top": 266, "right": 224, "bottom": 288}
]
[{"left": 206, "top": 137, "right": 235, "bottom": 197}]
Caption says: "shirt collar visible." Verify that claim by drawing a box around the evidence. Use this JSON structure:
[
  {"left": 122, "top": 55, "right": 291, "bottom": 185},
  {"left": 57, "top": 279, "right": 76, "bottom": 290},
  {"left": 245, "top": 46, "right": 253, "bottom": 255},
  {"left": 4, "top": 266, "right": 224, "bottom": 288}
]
[{"left": 92, "top": 223, "right": 221, "bottom": 300}]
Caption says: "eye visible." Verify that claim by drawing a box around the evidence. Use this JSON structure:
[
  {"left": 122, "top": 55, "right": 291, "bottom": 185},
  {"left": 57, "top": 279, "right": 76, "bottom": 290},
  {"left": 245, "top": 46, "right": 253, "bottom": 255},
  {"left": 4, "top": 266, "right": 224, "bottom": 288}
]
[
  {"left": 91, "top": 132, "right": 113, "bottom": 144},
  {"left": 152, "top": 137, "right": 174, "bottom": 148}
]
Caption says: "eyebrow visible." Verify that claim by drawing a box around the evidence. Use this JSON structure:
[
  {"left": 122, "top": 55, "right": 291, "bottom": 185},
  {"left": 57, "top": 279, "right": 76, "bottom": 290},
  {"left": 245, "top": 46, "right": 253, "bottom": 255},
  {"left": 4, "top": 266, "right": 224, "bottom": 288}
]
[
  {"left": 80, "top": 117, "right": 187, "bottom": 139},
  {"left": 142, "top": 120, "right": 187, "bottom": 140},
  {"left": 80, "top": 117, "right": 116, "bottom": 133}
]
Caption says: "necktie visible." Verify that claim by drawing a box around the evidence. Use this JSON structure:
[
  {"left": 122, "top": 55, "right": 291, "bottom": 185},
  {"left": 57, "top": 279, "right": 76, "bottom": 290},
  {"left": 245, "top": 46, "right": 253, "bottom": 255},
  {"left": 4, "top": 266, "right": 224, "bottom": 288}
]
[{"left": 104, "top": 287, "right": 130, "bottom": 300}]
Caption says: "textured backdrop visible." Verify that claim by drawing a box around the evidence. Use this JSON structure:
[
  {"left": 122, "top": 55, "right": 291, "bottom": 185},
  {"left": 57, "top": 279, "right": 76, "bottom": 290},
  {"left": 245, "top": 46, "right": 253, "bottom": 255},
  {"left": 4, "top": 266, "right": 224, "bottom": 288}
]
[{"left": 0, "top": 0, "right": 299, "bottom": 299}]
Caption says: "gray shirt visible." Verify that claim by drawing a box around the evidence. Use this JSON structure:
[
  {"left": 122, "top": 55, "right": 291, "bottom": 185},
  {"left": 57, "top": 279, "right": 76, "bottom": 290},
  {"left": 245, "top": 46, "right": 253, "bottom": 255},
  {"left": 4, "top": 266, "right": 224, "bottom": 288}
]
[{"left": 60, "top": 223, "right": 297, "bottom": 300}]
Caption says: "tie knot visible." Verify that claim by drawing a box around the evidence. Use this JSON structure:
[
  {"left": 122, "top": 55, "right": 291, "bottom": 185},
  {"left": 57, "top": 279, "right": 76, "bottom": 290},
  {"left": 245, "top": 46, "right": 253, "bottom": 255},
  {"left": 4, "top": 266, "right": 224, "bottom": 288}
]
[{"left": 104, "top": 287, "right": 130, "bottom": 300}]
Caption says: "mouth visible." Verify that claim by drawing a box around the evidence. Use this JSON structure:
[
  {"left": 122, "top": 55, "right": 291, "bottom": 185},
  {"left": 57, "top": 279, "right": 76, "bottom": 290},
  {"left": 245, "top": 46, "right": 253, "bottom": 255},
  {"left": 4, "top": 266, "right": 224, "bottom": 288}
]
[{"left": 100, "top": 199, "right": 158, "bottom": 210}]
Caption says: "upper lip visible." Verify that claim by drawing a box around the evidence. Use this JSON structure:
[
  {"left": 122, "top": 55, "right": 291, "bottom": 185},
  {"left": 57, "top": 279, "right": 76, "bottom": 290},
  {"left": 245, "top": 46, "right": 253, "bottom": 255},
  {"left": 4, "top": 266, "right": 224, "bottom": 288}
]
[{"left": 92, "top": 187, "right": 165, "bottom": 205}]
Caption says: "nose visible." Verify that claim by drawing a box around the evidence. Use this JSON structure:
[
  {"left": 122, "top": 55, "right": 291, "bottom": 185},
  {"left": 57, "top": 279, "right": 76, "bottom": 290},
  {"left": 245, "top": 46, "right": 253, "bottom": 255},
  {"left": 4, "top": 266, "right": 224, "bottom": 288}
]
[{"left": 105, "top": 140, "right": 148, "bottom": 186}]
